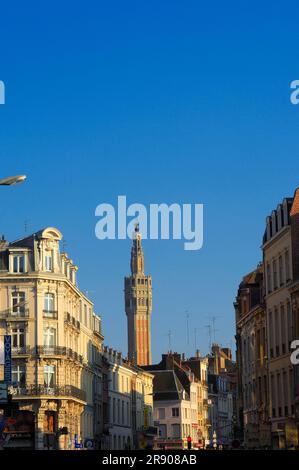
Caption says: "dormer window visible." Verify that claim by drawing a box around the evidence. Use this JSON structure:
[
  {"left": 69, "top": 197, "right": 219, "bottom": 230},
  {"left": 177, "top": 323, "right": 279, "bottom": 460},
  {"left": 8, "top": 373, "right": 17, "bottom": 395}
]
[
  {"left": 13, "top": 254, "right": 25, "bottom": 273},
  {"left": 45, "top": 254, "right": 53, "bottom": 272}
]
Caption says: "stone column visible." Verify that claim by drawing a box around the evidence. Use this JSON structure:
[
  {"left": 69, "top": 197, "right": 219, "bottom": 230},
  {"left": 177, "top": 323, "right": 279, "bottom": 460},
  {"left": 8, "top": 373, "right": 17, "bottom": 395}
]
[
  {"left": 35, "top": 401, "right": 46, "bottom": 450},
  {"left": 57, "top": 402, "right": 67, "bottom": 450}
]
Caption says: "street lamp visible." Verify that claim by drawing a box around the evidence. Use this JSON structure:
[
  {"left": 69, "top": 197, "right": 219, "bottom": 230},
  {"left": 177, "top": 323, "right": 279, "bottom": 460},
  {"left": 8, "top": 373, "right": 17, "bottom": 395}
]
[
  {"left": 0, "top": 175, "right": 27, "bottom": 186},
  {"left": 213, "top": 430, "right": 217, "bottom": 449}
]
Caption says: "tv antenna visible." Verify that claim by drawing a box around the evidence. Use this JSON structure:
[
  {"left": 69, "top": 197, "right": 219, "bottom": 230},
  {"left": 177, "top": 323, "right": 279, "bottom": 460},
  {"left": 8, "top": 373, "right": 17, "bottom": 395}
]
[
  {"left": 205, "top": 324, "right": 212, "bottom": 351},
  {"left": 186, "top": 310, "right": 190, "bottom": 346},
  {"left": 24, "top": 219, "right": 30, "bottom": 234},
  {"left": 194, "top": 328, "right": 198, "bottom": 352},
  {"left": 62, "top": 239, "right": 67, "bottom": 253},
  {"left": 166, "top": 329, "right": 173, "bottom": 352},
  {"left": 205, "top": 315, "right": 220, "bottom": 344}
]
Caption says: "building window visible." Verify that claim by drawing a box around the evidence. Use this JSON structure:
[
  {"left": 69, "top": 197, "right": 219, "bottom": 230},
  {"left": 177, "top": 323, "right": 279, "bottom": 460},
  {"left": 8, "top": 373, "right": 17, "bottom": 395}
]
[
  {"left": 269, "top": 311, "right": 273, "bottom": 358},
  {"left": 159, "top": 424, "right": 167, "bottom": 438},
  {"left": 43, "top": 328, "right": 56, "bottom": 349},
  {"left": 12, "top": 327, "right": 25, "bottom": 349},
  {"left": 281, "top": 305, "right": 286, "bottom": 354},
  {"left": 12, "top": 291, "right": 26, "bottom": 316},
  {"left": 44, "top": 365, "right": 56, "bottom": 388},
  {"left": 279, "top": 255, "right": 284, "bottom": 286},
  {"left": 287, "top": 302, "right": 292, "bottom": 349},
  {"left": 84, "top": 305, "right": 87, "bottom": 325},
  {"left": 273, "top": 259, "right": 278, "bottom": 290},
  {"left": 172, "top": 424, "right": 180, "bottom": 438},
  {"left": 44, "top": 411, "right": 56, "bottom": 433},
  {"left": 158, "top": 408, "right": 165, "bottom": 419},
  {"left": 121, "top": 401, "right": 124, "bottom": 424},
  {"left": 45, "top": 254, "right": 53, "bottom": 272},
  {"left": 127, "top": 402, "right": 129, "bottom": 426},
  {"left": 117, "top": 399, "right": 120, "bottom": 424},
  {"left": 12, "top": 363, "right": 26, "bottom": 385},
  {"left": 79, "top": 300, "right": 82, "bottom": 323},
  {"left": 172, "top": 408, "right": 179, "bottom": 417},
  {"left": 285, "top": 250, "right": 290, "bottom": 281},
  {"left": 112, "top": 398, "right": 116, "bottom": 423},
  {"left": 267, "top": 263, "right": 272, "bottom": 294},
  {"left": 13, "top": 254, "right": 25, "bottom": 273},
  {"left": 44, "top": 293, "right": 55, "bottom": 316}
]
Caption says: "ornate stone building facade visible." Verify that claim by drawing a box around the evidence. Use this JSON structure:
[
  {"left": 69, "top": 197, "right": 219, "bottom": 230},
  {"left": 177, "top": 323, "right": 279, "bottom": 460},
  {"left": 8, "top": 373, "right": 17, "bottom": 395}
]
[
  {"left": 263, "top": 197, "right": 296, "bottom": 448},
  {"left": 235, "top": 188, "right": 299, "bottom": 449},
  {"left": 235, "top": 265, "right": 271, "bottom": 448},
  {"left": 102, "top": 346, "right": 154, "bottom": 450},
  {"left": 124, "top": 225, "right": 152, "bottom": 366},
  {"left": 143, "top": 353, "right": 210, "bottom": 449},
  {"left": 0, "top": 227, "right": 104, "bottom": 449}
]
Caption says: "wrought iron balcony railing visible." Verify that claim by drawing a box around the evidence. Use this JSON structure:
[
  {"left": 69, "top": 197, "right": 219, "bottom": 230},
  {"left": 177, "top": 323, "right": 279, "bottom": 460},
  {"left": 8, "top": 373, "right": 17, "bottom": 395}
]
[
  {"left": 0, "top": 309, "right": 30, "bottom": 320},
  {"left": 11, "top": 346, "right": 31, "bottom": 355},
  {"left": 64, "top": 312, "right": 80, "bottom": 331},
  {"left": 43, "top": 310, "right": 58, "bottom": 319},
  {"left": 13, "top": 384, "right": 86, "bottom": 402},
  {"left": 11, "top": 345, "right": 84, "bottom": 364},
  {"left": 36, "top": 346, "right": 67, "bottom": 356}
]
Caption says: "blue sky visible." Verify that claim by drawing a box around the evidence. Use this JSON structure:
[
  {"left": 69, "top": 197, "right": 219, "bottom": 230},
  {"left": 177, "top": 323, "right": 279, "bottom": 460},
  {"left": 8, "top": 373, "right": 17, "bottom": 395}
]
[{"left": 1, "top": 1, "right": 299, "bottom": 362}]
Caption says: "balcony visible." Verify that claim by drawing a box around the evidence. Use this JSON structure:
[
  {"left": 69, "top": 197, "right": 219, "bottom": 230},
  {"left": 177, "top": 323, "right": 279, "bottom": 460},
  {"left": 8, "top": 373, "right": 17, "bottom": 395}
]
[
  {"left": 0, "top": 309, "right": 30, "bottom": 321},
  {"left": 11, "top": 346, "right": 84, "bottom": 364},
  {"left": 36, "top": 346, "right": 67, "bottom": 356},
  {"left": 11, "top": 346, "right": 31, "bottom": 356},
  {"left": 43, "top": 310, "right": 58, "bottom": 319},
  {"left": 64, "top": 312, "right": 80, "bottom": 331},
  {"left": 13, "top": 384, "right": 86, "bottom": 402}
]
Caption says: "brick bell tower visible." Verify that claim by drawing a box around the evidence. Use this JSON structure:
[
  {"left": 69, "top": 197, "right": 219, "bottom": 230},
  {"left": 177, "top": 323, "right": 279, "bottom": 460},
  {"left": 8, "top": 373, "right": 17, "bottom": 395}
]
[{"left": 124, "top": 224, "right": 152, "bottom": 366}]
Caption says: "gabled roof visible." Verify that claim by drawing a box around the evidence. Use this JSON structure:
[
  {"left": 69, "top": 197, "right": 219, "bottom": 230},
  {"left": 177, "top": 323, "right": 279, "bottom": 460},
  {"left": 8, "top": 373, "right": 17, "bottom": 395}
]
[{"left": 151, "top": 370, "right": 189, "bottom": 402}]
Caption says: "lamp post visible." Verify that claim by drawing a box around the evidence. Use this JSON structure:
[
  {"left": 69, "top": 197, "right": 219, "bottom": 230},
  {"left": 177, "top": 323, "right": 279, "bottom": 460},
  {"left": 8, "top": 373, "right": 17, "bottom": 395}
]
[
  {"left": 0, "top": 175, "right": 26, "bottom": 186},
  {"left": 213, "top": 430, "right": 217, "bottom": 449}
]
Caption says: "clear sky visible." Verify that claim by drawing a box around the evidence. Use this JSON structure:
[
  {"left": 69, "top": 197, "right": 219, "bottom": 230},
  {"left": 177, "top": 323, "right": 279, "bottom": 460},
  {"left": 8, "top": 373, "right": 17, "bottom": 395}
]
[{"left": 1, "top": 1, "right": 299, "bottom": 362}]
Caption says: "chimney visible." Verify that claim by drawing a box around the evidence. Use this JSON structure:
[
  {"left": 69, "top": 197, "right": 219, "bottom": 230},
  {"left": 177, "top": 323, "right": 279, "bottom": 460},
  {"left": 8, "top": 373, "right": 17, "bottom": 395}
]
[{"left": 0, "top": 235, "right": 7, "bottom": 251}]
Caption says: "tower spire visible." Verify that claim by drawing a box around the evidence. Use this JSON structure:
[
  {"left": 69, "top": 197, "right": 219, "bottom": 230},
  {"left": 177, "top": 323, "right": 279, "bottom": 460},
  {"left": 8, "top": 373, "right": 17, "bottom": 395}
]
[
  {"left": 125, "top": 227, "right": 152, "bottom": 366},
  {"left": 130, "top": 223, "right": 144, "bottom": 274}
]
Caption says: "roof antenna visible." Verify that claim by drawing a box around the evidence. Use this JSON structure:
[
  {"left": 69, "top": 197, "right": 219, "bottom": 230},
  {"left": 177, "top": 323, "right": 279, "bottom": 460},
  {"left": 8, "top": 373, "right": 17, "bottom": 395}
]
[
  {"left": 166, "top": 329, "right": 173, "bottom": 352},
  {"left": 186, "top": 310, "right": 190, "bottom": 346},
  {"left": 24, "top": 219, "right": 30, "bottom": 235},
  {"left": 205, "top": 324, "right": 212, "bottom": 351}
]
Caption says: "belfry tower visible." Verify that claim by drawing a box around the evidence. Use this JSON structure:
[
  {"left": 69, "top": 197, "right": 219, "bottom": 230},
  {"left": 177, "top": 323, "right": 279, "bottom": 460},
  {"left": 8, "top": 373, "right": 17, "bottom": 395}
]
[{"left": 124, "top": 224, "right": 152, "bottom": 366}]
